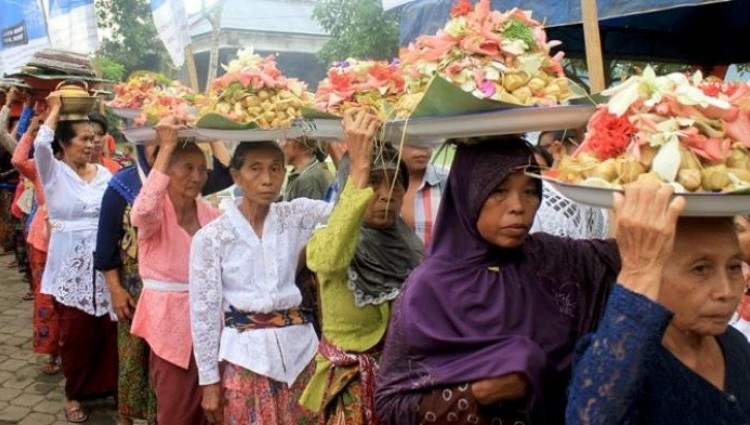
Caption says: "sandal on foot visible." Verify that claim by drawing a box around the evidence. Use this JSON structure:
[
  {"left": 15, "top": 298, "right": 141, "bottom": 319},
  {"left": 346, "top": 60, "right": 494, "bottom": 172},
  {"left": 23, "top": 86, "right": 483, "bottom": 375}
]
[
  {"left": 22, "top": 292, "right": 33, "bottom": 301},
  {"left": 42, "top": 360, "right": 61, "bottom": 375},
  {"left": 64, "top": 405, "right": 89, "bottom": 423}
]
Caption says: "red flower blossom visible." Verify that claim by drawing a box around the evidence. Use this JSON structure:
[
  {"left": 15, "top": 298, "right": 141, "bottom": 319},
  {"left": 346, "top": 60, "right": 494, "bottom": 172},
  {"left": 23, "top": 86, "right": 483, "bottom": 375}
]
[
  {"left": 581, "top": 107, "right": 636, "bottom": 160},
  {"left": 368, "top": 63, "right": 394, "bottom": 82},
  {"left": 329, "top": 70, "right": 356, "bottom": 92},
  {"left": 451, "top": 0, "right": 472, "bottom": 17},
  {"left": 701, "top": 81, "right": 741, "bottom": 98}
]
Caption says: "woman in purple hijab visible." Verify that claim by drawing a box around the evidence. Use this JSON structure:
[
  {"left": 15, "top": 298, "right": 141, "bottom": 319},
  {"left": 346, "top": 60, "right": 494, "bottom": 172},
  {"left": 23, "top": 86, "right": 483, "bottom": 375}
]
[{"left": 374, "top": 136, "right": 621, "bottom": 425}]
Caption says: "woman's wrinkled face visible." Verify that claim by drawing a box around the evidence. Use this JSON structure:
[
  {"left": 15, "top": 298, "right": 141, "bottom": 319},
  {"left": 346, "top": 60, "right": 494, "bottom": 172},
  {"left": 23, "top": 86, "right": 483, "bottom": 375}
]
[
  {"left": 364, "top": 168, "right": 405, "bottom": 229},
  {"left": 476, "top": 172, "right": 540, "bottom": 249},
  {"left": 660, "top": 221, "right": 745, "bottom": 336},
  {"left": 63, "top": 123, "right": 95, "bottom": 165},
  {"left": 231, "top": 147, "right": 285, "bottom": 205},
  {"left": 734, "top": 216, "right": 750, "bottom": 262},
  {"left": 167, "top": 151, "right": 208, "bottom": 199}
]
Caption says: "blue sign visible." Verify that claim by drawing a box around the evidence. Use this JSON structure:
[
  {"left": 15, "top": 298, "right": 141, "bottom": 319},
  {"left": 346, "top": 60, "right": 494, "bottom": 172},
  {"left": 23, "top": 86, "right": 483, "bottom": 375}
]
[
  {"left": 48, "top": 0, "right": 94, "bottom": 18},
  {"left": 0, "top": 0, "right": 47, "bottom": 48}
]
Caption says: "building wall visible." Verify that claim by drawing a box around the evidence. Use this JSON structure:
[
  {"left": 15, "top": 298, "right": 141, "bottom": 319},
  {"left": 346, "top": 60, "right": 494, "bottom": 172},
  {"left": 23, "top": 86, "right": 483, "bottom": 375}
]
[{"left": 191, "top": 46, "right": 328, "bottom": 92}]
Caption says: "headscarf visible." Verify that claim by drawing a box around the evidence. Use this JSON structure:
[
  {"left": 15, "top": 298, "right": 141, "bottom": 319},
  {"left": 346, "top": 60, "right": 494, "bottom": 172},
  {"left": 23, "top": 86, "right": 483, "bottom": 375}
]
[
  {"left": 375, "top": 138, "right": 620, "bottom": 425},
  {"left": 335, "top": 146, "right": 423, "bottom": 307}
]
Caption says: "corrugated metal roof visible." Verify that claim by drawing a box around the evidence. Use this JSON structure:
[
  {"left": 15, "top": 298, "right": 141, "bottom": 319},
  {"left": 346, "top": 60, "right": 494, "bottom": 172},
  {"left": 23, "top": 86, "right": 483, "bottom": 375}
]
[{"left": 190, "top": 0, "right": 328, "bottom": 37}]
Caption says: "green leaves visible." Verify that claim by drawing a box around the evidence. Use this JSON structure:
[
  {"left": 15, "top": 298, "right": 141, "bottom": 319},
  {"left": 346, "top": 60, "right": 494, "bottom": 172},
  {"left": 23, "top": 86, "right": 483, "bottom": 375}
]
[
  {"left": 195, "top": 113, "right": 258, "bottom": 130},
  {"left": 313, "top": 0, "right": 401, "bottom": 64},
  {"left": 95, "top": 0, "right": 168, "bottom": 77}
]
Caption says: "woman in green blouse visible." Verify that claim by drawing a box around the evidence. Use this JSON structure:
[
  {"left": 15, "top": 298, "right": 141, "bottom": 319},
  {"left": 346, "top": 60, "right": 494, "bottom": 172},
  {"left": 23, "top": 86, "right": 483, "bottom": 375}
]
[{"left": 299, "top": 110, "right": 423, "bottom": 424}]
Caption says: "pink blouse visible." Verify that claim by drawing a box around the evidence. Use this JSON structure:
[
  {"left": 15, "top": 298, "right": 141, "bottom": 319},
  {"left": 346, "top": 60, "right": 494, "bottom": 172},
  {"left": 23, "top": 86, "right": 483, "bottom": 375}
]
[
  {"left": 130, "top": 169, "right": 220, "bottom": 369},
  {"left": 11, "top": 133, "right": 48, "bottom": 252}
]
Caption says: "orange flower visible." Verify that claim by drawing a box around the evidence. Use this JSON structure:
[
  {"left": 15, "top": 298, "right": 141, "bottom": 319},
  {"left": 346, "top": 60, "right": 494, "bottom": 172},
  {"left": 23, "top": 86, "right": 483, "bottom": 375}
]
[{"left": 451, "top": 0, "right": 472, "bottom": 17}]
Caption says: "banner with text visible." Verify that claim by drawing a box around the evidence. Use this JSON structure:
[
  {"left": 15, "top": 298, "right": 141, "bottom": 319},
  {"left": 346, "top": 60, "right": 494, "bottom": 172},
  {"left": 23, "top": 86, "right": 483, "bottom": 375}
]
[
  {"left": 0, "top": 0, "right": 50, "bottom": 74},
  {"left": 46, "top": 0, "right": 99, "bottom": 54}
]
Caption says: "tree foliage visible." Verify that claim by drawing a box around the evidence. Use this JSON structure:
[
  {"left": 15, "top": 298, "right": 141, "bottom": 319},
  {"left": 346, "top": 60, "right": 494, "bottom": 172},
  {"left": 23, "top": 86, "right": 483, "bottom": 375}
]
[
  {"left": 94, "top": 0, "right": 169, "bottom": 78},
  {"left": 313, "top": 0, "right": 401, "bottom": 65},
  {"left": 94, "top": 56, "right": 126, "bottom": 81}
]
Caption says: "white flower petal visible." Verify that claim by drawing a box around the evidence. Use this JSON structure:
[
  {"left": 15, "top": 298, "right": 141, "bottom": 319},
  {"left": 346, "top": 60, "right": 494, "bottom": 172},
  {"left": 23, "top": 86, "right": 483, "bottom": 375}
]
[{"left": 651, "top": 137, "right": 681, "bottom": 182}]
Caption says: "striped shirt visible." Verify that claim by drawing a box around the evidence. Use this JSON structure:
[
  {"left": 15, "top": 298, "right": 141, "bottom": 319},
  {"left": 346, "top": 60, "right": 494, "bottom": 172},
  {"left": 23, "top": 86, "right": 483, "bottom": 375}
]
[{"left": 413, "top": 164, "right": 448, "bottom": 247}]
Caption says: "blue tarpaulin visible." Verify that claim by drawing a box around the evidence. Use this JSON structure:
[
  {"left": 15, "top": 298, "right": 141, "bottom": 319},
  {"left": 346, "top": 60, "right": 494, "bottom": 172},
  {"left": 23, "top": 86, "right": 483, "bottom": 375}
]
[{"left": 398, "top": 0, "right": 750, "bottom": 64}]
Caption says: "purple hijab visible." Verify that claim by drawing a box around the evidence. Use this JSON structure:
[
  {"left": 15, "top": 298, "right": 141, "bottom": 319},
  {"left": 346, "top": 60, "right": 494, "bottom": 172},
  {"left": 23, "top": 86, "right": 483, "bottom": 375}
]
[{"left": 375, "top": 138, "right": 620, "bottom": 425}]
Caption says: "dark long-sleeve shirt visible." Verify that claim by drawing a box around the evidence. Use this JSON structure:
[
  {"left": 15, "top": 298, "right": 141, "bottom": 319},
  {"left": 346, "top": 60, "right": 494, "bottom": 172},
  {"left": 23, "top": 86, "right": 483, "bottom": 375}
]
[
  {"left": 567, "top": 284, "right": 750, "bottom": 425},
  {"left": 94, "top": 159, "right": 234, "bottom": 272}
]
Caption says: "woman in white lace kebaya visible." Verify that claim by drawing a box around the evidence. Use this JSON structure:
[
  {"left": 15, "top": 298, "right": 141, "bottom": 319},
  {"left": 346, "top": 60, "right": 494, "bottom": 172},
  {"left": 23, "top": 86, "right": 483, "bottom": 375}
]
[
  {"left": 531, "top": 182, "right": 609, "bottom": 239},
  {"left": 189, "top": 141, "right": 337, "bottom": 424},
  {"left": 35, "top": 93, "right": 116, "bottom": 423}
]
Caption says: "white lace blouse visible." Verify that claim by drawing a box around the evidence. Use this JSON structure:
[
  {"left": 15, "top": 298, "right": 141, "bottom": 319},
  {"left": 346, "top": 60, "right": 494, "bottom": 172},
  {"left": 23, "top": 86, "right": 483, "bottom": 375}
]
[
  {"left": 189, "top": 197, "right": 333, "bottom": 386},
  {"left": 531, "top": 182, "right": 609, "bottom": 239},
  {"left": 35, "top": 125, "right": 112, "bottom": 316}
]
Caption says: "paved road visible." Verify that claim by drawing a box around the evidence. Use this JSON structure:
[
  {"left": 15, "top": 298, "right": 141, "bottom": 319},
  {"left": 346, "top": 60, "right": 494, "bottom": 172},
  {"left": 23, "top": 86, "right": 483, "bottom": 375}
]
[{"left": 0, "top": 254, "right": 121, "bottom": 424}]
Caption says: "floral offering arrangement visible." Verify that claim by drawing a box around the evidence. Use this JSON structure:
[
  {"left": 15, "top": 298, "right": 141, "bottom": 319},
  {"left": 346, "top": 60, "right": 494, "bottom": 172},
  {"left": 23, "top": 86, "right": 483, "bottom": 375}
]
[
  {"left": 313, "top": 58, "right": 405, "bottom": 119},
  {"left": 107, "top": 72, "right": 172, "bottom": 109},
  {"left": 197, "top": 48, "right": 312, "bottom": 129},
  {"left": 135, "top": 80, "right": 196, "bottom": 126},
  {"left": 398, "top": 0, "right": 571, "bottom": 108},
  {"left": 555, "top": 66, "right": 750, "bottom": 193}
]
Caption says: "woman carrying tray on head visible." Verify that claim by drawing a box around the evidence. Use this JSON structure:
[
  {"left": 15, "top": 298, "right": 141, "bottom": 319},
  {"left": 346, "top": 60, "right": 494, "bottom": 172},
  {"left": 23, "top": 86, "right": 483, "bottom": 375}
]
[
  {"left": 299, "top": 110, "right": 424, "bottom": 424},
  {"left": 35, "top": 92, "right": 117, "bottom": 423},
  {"left": 189, "top": 139, "right": 337, "bottom": 424},
  {"left": 94, "top": 136, "right": 232, "bottom": 425},
  {"left": 129, "top": 117, "right": 222, "bottom": 425},
  {"left": 567, "top": 186, "right": 750, "bottom": 424},
  {"left": 375, "top": 136, "right": 621, "bottom": 425},
  {"left": 11, "top": 114, "right": 61, "bottom": 376}
]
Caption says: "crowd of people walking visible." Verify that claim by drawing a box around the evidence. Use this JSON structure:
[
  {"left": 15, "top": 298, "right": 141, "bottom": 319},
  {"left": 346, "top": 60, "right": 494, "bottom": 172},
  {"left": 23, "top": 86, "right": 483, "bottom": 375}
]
[{"left": 0, "top": 87, "right": 749, "bottom": 425}]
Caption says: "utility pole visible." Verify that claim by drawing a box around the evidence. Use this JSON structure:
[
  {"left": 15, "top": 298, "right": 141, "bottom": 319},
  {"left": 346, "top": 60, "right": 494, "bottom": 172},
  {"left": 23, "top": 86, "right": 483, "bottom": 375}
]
[{"left": 204, "top": 0, "right": 226, "bottom": 92}]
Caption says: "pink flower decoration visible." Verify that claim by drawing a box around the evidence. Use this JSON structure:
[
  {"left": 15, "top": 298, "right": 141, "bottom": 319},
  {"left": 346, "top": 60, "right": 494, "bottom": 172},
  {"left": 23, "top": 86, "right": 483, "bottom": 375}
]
[{"left": 480, "top": 81, "right": 495, "bottom": 97}]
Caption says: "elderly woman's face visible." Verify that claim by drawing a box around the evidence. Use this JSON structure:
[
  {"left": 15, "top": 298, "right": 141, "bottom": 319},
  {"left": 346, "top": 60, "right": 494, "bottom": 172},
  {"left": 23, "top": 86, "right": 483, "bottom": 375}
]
[
  {"left": 231, "top": 147, "right": 285, "bottom": 205},
  {"left": 63, "top": 123, "right": 95, "bottom": 165},
  {"left": 167, "top": 150, "right": 208, "bottom": 200},
  {"left": 659, "top": 220, "right": 744, "bottom": 336},
  {"left": 476, "top": 172, "right": 540, "bottom": 248},
  {"left": 364, "top": 169, "right": 405, "bottom": 229}
]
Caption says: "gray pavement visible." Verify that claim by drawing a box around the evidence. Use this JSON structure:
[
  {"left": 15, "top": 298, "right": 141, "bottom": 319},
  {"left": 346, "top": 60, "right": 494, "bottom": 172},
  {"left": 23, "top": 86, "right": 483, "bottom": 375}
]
[{"left": 0, "top": 254, "right": 121, "bottom": 424}]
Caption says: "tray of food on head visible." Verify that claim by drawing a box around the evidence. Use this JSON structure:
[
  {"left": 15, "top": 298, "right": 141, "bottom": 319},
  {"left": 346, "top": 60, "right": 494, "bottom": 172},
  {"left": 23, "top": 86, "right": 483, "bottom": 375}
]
[
  {"left": 122, "top": 127, "right": 208, "bottom": 145},
  {"left": 543, "top": 66, "right": 750, "bottom": 217}
]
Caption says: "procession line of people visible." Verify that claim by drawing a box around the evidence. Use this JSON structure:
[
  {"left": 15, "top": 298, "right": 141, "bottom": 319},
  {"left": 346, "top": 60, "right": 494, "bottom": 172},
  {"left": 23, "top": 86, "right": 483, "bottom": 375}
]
[{"left": 0, "top": 86, "right": 749, "bottom": 424}]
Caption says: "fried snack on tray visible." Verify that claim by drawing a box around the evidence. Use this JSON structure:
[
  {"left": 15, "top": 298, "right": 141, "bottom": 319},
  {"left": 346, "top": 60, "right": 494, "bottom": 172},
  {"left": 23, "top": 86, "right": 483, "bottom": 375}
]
[
  {"left": 197, "top": 48, "right": 311, "bottom": 129},
  {"left": 397, "top": 0, "right": 572, "bottom": 114},
  {"left": 313, "top": 58, "right": 405, "bottom": 120},
  {"left": 555, "top": 67, "right": 750, "bottom": 193}
]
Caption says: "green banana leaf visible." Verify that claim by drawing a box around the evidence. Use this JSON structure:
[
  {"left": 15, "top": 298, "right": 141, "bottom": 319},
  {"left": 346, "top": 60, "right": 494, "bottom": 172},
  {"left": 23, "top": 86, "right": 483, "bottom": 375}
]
[
  {"left": 195, "top": 113, "right": 258, "bottom": 130},
  {"left": 301, "top": 107, "right": 341, "bottom": 120},
  {"left": 409, "top": 76, "right": 516, "bottom": 118},
  {"left": 408, "top": 75, "right": 603, "bottom": 119}
]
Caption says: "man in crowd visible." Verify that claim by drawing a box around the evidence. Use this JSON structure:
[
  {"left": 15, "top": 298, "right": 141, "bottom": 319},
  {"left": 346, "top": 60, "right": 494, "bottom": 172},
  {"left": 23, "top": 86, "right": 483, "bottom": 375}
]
[
  {"left": 400, "top": 144, "right": 448, "bottom": 248},
  {"left": 279, "top": 136, "right": 331, "bottom": 201}
]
